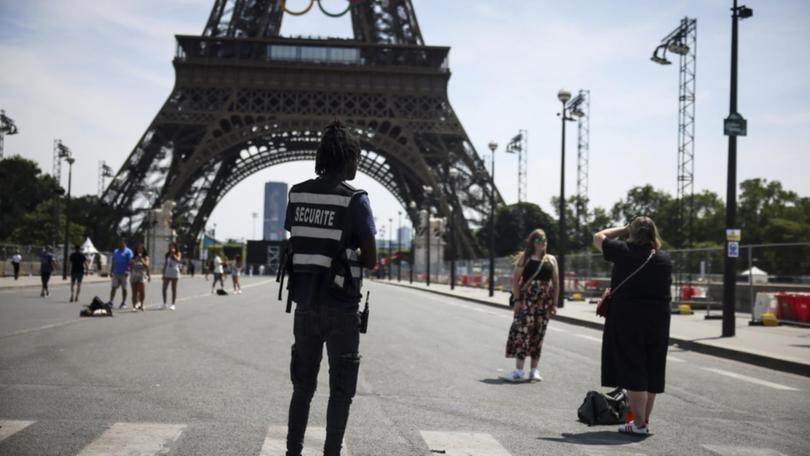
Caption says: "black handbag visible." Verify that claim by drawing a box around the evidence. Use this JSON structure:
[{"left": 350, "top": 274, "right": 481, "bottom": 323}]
[{"left": 577, "top": 388, "right": 628, "bottom": 426}]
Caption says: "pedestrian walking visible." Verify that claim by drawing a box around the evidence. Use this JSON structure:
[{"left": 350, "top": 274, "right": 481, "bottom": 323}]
[
  {"left": 39, "top": 247, "right": 56, "bottom": 297},
  {"left": 593, "top": 216, "right": 672, "bottom": 435},
  {"left": 211, "top": 253, "right": 225, "bottom": 293},
  {"left": 162, "top": 242, "right": 182, "bottom": 310},
  {"left": 11, "top": 250, "right": 22, "bottom": 280},
  {"left": 503, "top": 229, "right": 559, "bottom": 383},
  {"left": 283, "top": 121, "right": 377, "bottom": 456},
  {"left": 188, "top": 259, "right": 195, "bottom": 277},
  {"left": 110, "top": 239, "right": 133, "bottom": 308},
  {"left": 129, "top": 243, "right": 150, "bottom": 311},
  {"left": 231, "top": 254, "right": 242, "bottom": 294},
  {"left": 69, "top": 244, "right": 88, "bottom": 302}
]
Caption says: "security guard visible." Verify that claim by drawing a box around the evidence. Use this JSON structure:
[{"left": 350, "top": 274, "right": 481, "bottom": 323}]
[{"left": 283, "top": 121, "right": 377, "bottom": 456}]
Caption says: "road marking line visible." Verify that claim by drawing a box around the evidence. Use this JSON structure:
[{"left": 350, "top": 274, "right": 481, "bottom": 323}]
[
  {"left": 667, "top": 356, "right": 686, "bottom": 363},
  {"left": 702, "top": 444, "right": 788, "bottom": 456},
  {"left": 547, "top": 326, "right": 568, "bottom": 333},
  {"left": 582, "top": 446, "right": 648, "bottom": 456},
  {"left": 0, "top": 420, "right": 35, "bottom": 442},
  {"left": 261, "top": 426, "right": 349, "bottom": 456},
  {"left": 77, "top": 422, "right": 185, "bottom": 456},
  {"left": 573, "top": 334, "right": 603, "bottom": 343},
  {"left": 420, "top": 431, "right": 511, "bottom": 456},
  {"left": 701, "top": 368, "right": 800, "bottom": 391},
  {"left": 0, "top": 320, "right": 85, "bottom": 339}
]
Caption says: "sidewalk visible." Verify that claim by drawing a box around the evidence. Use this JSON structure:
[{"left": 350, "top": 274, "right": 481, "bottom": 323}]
[
  {"left": 0, "top": 274, "right": 109, "bottom": 289},
  {"left": 376, "top": 279, "right": 810, "bottom": 377}
]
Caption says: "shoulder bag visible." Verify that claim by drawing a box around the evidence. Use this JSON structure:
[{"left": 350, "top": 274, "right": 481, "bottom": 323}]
[{"left": 596, "top": 250, "right": 655, "bottom": 318}]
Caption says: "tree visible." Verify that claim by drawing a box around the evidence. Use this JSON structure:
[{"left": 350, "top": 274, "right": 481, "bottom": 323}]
[
  {"left": 691, "top": 190, "right": 725, "bottom": 246},
  {"left": 0, "top": 156, "right": 63, "bottom": 241},
  {"left": 11, "top": 197, "right": 87, "bottom": 247},
  {"left": 476, "top": 202, "right": 557, "bottom": 257},
  {"left": 738, "top": 178, "right": 810, "bottom": 245},
  {"left": 69, "top": 195, "right": 119, "bottom": 250}
]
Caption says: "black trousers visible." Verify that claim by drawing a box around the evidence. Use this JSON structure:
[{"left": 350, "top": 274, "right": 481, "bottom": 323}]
[
  {"left": 40, "top": 271, "right": 51, "bottom": 291},
  {"left": 286, "top": 304, "right": 361, "bottom": 456},
  {"left": 13, "top": 262, "right": 20, "bottom": 280}
]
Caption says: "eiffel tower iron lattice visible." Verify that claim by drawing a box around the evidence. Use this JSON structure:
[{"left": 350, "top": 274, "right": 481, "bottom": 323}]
[{"left": 102, "top": 0, "right": 500, "bottom": 258}]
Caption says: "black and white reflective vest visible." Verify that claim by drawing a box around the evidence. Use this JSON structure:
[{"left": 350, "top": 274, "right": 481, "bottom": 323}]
[{"left": 288, "top": 178, "right": 365, "bottom": 300}]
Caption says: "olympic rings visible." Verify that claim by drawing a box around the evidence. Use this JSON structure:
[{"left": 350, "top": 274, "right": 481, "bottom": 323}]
[
  {"left": 282, "top": 0, "right": 315, "bottom": 16},
  {"left": 317, "top": 0, "right": 352, "bottom": 18}
]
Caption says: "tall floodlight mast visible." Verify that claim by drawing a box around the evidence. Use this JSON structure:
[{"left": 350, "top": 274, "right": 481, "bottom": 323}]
[
  {"left": 0, "top": 110, "right": 19, "bottom": 159},
  {"left": 574, "top": 90, "right": 590, "bottom": 239},
  {"left": 651, "top": 17, "right": 697, "bottom": 299},
  {"left": 98, "top": 161, "right": 114, "bottom": 197},
  {"left": 505, "top": 130, "right": 528, "bottom": 235}
]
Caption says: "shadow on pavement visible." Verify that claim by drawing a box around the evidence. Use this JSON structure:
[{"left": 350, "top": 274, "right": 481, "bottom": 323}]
[{"left": 538, "top": 430, "right": 650, "bottom": 445}]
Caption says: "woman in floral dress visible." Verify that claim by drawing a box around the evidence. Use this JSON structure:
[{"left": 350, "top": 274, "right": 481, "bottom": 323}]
[{"left": 503, "top": 229, "right": 559, "bottom": 382}]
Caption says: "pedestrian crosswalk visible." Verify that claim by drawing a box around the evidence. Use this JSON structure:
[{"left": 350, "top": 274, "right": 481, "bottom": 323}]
[{"left": 0, "top": 419, "right": 797, "bottom": 455}]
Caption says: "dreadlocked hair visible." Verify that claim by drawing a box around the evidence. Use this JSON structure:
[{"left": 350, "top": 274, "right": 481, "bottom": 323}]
[{"left": 315, "top": 120, "right": 360, "bottom": 176}]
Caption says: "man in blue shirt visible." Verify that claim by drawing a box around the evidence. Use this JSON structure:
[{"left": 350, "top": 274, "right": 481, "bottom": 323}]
[
  {"left": 283, "top": 121, "right": 377, "bottom": 456},
  {"left": 109, "top": 239, "right": 133, "bottom": 308}
]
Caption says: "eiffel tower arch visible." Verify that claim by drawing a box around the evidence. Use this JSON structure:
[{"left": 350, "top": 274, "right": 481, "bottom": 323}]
[{"left": 102, "top": 0, "right": 501, "bottom": 258}]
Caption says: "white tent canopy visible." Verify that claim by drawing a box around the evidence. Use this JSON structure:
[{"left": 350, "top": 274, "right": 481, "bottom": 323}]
[
  {"left": 80, "top": 237, "right": 99, "bottom": 255},
  {"left": 741, "top": 266, "right": 768, "bottom": 283}
]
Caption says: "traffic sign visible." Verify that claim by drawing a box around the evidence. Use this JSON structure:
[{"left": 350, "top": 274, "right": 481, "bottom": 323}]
[
  {"left": 728, "top": 241, "right": 740, "bottom": 258},
  {"left": 724, "top": 112, "right": 747, "bottom": 136}
]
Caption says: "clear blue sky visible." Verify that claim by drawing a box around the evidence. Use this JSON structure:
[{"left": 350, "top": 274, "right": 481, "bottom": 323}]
[{"left": 1, "top": 0, "right": 808, "bottom": 242}]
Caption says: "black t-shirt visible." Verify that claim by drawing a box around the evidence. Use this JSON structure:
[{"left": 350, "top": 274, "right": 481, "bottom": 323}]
[
  {"left": 521, "top": 258, "right": 554, "bottom": 283},
  {"left": 602, "top": 239, "right": 672, "bottom": 303},
  {"left": 70, "top": 252, "right": 86, "bottom": 275}
]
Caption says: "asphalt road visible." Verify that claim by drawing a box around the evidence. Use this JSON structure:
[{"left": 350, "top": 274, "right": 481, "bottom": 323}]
[{"left": 0, "top": 276, "right": 808, "bottom": 455}]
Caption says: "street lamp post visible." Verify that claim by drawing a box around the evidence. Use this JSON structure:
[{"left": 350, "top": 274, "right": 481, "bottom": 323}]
[
  {"left": 557, "top": 89, "right": 576, "bottom": 308},
  {"left": 61, "top": 156, "right": 75, "bottom": 280},
  {"left": 388, "top": 217, "right": 393, "bottom": 280},
  {"left": 487, "top": 141, "right": 497, "bottom": 297},
  {"left": 722, "top": 1, "right": 753, "bottom": 338},
  {"left": 397, "top": 211, "right": 402, "bottom": 282}
]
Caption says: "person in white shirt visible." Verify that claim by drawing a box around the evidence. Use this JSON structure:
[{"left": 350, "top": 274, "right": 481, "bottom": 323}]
[
  {"left": 11, "top": 251, "right": 22, "bottom": 280},
  {"left": 211, "top": 253, "right": 225, "bottom": 292}
]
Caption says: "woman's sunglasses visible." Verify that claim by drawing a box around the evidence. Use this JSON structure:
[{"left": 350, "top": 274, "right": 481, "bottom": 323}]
[{"left": 532, "top": 237, "right": 546, "bottom": 243}]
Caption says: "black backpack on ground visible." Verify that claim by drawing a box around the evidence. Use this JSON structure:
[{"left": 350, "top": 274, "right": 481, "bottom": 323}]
[
  {"left": 216, "top": 288, "right": 228, "bottom": 296},
  {"left": 577, "top": 388, "right": 628, "bottom": 425}
]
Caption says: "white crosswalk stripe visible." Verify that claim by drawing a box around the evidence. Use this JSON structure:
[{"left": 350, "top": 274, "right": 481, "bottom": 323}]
[
  {"left": 581, "top": 446, "right": 648, "bottom": 456},
  {"left": 0, "top": 420, "right": 35, "bottom": 442},
  {"left": 419, "top": 431, "right": 511, "bottom": 456},
  {"left": 77, "top": 422, "right": 185, "bottom": 456},
  {"left": 702, "top": 444, "right": 788, "bottom": 456},
  {"left": 260, "top": 426, "right": 349, "bottom": 456}
]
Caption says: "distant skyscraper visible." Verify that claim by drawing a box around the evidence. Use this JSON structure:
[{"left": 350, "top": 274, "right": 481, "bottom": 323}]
[
  {"left": 398, "top": 226, "right": 413, "bottom": 249},
  {"left": 264, "top": 181, "right": 288, "bottom": 241}
]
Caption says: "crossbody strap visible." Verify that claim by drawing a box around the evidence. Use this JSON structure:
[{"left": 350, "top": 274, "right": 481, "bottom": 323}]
[
  {"left": 609, "top": 250, "right": 656, "bottom": 296},
  {"left": 519, "top": 255, "right": 547, "bottom": 292}
]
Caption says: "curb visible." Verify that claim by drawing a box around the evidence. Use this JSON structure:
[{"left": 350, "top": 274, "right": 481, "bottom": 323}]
[{"left": 377, "top": 280, "right": 810, "bottom": 378}]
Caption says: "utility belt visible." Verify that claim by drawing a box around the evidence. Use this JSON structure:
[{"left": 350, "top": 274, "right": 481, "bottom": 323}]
[{"left": 277, "top": 246, "right": 369, "bottom": 334}]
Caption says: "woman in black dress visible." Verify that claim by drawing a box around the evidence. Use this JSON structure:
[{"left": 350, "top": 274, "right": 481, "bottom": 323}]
[
  {"left": 593, "top": 216, "right": 672, "bottom": 435},
  {"left": 503, "top": 229, "right": 559, "bottom": 382}
]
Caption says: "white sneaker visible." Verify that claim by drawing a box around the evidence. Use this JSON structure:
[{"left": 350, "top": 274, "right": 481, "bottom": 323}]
[
  {"left": 529, "top": 368, "right": 543, "bottom": 382},
  {"left": 502, "top": 368, "right": 525, "bottom": 382},
  {"left": 169, "top": 304, "right": 176, "bottom": 311}
]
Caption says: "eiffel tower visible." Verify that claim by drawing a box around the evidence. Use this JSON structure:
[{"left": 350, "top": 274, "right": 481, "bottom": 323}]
[{"left": 102, "top": 0, "right": 500, "bottom": 257}]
